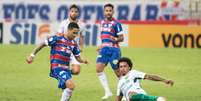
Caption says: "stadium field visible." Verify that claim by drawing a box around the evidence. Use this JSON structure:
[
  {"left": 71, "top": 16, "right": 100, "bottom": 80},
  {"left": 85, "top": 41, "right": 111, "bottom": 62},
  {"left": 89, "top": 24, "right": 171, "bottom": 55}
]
[{"left": 0, "top": 45, "right": 201, "bottom": 101}]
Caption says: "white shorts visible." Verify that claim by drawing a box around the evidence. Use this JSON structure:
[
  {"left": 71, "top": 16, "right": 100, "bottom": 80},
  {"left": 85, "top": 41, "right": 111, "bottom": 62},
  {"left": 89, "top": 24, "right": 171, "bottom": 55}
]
[{"left": 70, "top": 54, "right": 80, "bottom": 65}]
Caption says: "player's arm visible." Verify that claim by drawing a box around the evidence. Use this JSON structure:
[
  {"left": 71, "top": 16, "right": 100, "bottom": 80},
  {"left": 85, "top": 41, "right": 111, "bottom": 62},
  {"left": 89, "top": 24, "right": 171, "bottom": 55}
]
[
  {"left": 72, "top": 43, "right": 88, "bottom": 64},
  {"left": 79, "top": 32, "right": 84, "bottom": 52},
  {"left": 144, "top": 74, "right": 174, "bottom": 86},
  {"left": 26, "top": 42, "right": 47, "bottom": 64},
  {"left": 75, "top": 56, "right": 88, "bottom": 64},
  {"left": 110, "top": 34, "right": 124, "bottom": 42},
  {"left": 110, "top": 22, "right": 124, "bottom": 42}
]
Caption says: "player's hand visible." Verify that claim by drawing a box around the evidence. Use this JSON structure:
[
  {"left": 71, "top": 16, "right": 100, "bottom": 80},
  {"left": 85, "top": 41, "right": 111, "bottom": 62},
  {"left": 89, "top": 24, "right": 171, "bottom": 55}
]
[
  {"left": 83, "top": 59, "right": 89, "bottom": 64},
  {"left": 26, "top": 54, "right": 35, "bottom": 64},
  {"left": 110, "top": 36, "right": 118, "bottom": 42},
  {"left": 164, "top": 79, "right": 174, "bottom": 86}
]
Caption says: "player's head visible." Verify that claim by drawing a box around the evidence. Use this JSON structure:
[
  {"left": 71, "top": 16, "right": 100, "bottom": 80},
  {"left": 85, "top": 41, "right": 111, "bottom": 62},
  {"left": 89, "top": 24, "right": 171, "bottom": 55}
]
[
  {"left": 69, "top": 4, "right": 79, "bottom": 20},
  {"left": 67, "top": 22, "right": 80, "bottom": 40},
  {"left": 103, "top": 3, "right": 114, "bottom": 20},
  {"left": 117, "top": 57, "right": 133, "bottom": 76}
]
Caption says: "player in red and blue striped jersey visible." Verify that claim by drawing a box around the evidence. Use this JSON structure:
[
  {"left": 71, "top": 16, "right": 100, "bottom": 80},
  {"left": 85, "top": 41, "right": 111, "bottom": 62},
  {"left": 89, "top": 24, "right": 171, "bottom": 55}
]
[
  {"left": 96, "top": 3, "right": 124, "bottom": 100},
  {"left": 26, "top": 22, "right": 88, "bottom": 101}
]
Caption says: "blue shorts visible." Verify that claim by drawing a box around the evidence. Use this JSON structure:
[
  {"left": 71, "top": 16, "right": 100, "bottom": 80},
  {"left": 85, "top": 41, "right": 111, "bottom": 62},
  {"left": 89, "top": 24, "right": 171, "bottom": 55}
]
[
  {"left": 96, "top": 47, "right": 121, "bottom": 70},
  {"left": 49, "top": 67, "right": 72, "bottom": 89}
]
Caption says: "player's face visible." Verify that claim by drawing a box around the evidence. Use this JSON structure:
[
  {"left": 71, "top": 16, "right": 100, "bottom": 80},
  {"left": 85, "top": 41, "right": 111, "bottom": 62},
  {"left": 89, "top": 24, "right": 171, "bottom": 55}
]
[
  {"left": 69, "top": 8, "right": 79, "bottom": 20},
  {"left": 67, "top": 28, "right": 79, "bottom": 40},
  {"left": 104, "top": 6, "right": 114, "bottom": 20},
  {"left": 119, "top": 62, "right": 130, "bottom": 76}
]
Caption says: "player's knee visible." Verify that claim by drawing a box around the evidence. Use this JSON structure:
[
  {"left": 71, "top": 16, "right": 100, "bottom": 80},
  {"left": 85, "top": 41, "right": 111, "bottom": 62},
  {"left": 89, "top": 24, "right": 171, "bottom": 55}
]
[
  {"left": 71, "top": 65, "right": 81, "bottom": 75},
  {"left": 157, "top": 97, "right": 166, "bottom": 101},
  {"left": 96, "top": 64, "right": 105, "bottom": 73},
  {"left": 66, "top": 80, "right": 75, "bottom": 90}
]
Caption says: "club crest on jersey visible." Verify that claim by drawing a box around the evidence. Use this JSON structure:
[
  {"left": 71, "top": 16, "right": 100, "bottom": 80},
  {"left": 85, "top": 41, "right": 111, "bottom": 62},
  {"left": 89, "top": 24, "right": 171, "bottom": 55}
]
[
  {"left": 113, "top": 59, "right": 118, "bottom": 64},
  {"left": 49, "top": 37, "right": 53, "bottom": 41}
]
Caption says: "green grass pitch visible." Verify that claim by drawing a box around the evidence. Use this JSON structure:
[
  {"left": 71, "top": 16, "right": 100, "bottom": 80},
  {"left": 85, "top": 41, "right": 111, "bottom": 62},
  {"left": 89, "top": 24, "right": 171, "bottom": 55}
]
[{"left": 0, "top": 45, "right": 201, "bottom": 101}]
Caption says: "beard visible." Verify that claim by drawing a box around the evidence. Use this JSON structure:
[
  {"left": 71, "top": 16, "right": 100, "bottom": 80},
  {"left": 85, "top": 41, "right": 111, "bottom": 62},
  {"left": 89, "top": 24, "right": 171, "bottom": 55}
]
[
  {"left": 105, "top": 15, "right": 112, "bottom": 20},
  {"left": 70, "top": 15, "right": 77, "bottom": 21}
]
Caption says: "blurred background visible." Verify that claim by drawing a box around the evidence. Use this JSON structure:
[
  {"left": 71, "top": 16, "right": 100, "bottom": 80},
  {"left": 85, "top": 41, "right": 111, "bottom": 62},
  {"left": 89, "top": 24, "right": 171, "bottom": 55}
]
[
  {"left": 0, "top": 0, "right": 201, "bottom": 48},
  {"left": 0, "top": 0, "right": 201, "bottom": 101}
]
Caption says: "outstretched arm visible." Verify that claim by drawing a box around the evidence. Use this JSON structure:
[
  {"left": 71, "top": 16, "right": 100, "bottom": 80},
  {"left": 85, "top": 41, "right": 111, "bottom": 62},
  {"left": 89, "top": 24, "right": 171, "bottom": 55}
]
[
  {"left": 79, "top": 32, "right": 84, "bottom": 52},
  {"left": 75, "top": 56, "right": 88, "bottom": 64},
  {"left": 26, "top": 42, "right": 47, "bottom": 64},
  {"left": 144, "top": 74, "right": 174, "bottom": 86}
]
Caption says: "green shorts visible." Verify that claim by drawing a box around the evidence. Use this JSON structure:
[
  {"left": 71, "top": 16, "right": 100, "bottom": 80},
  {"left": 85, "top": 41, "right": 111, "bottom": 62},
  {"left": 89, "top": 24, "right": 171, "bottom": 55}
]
[{"left": 130, "top": 94, "right": 158, "bottom": 101}]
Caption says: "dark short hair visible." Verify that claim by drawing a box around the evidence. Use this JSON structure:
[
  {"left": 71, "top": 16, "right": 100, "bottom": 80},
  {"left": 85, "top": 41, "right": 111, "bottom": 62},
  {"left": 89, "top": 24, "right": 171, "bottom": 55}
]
[
  {"left": 104, "top": 3, "right": 114, "bottom": 9},
  {"left": 70, "top": 4, "right": 79, "bottom": 11},
  {"left": 117, "top": 57, "right": 133, "bottom": 70},
  {"left": 68, "top": 22, "right": 79, "bottom": 30}
]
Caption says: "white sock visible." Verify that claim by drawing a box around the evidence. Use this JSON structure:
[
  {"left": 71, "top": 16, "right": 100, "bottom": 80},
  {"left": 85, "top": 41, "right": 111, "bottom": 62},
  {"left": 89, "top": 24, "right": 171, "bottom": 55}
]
[
  {"left": 60, "top": 88, "right": 73, "bottom": 101},
  {"left": 157, "top": 97, "right": 166, "bottom": 101},
  {"left": 97, "top": 72, "right": 111, "bottom": 94}
]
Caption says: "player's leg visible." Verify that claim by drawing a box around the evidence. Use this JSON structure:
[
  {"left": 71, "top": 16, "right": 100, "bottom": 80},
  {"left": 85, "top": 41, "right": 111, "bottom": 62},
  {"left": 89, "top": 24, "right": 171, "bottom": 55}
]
[
  {"left": 70, "top": 54, "right": 81, "bottom": 75},
  {"left": 130, "top": 94, "right": 160, "bottom": 101},
  {"left": 50, "top": 68, "right": 74, "bottom": 101},
  {"left": 60, "top": 79, "right": 75, "bottom": 101},
  {"left": 96, "top": 63, "right": 113, "bottom": 99},
  {"left": 96, "top": 47, "right": 112, "bottom": 99},
  {"left": 110, "top": 48, "right": 121, "bottom": 77}
]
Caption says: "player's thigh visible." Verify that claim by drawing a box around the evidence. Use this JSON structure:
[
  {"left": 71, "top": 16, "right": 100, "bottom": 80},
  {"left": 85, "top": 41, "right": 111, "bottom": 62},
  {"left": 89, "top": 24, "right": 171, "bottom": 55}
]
[
  {"left": 109, "top": 48, "right": 121, "bottom": 70},
  {"left": 51, "top": 68, "right": 72, "bottom": 89}
]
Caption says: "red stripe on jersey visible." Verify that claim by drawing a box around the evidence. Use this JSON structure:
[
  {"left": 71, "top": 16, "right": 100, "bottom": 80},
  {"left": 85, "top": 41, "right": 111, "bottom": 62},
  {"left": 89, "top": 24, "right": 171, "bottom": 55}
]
[
  {"left": 51, "top": 63, "right": 69, "bottom": 69},
  {"left": 50, "top": 54, "right": 70, "bottom": 61},
  {"left": 101, "top": 34, "right": 111, "bottom": 39}
]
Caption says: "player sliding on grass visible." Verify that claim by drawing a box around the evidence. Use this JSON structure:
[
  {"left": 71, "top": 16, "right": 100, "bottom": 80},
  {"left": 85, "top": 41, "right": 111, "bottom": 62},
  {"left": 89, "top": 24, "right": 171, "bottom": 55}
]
[
  {"left": 115, "top": 57, "right": 174, "bottom": 101},
  {"left": 26, "top": 22, "right": 88, "bottom": 101}
]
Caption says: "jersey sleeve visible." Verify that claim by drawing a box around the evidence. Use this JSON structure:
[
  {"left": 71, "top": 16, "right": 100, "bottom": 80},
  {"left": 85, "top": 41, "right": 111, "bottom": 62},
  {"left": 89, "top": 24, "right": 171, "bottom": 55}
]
[
  {"left": 115, "top": 22, "right": 123, "bottom": 35},
  {"left": 57, "top": 21, "right": 65, "bottom": 33},
  {"left": 45, "top": 35, "right": 57, "bottom": 46},
  {"left": 132, "top": 70, "right": 146, "bottom": 79},
  {"left": 79, "top": 21, "right": 86, "bottom": 35},
  {"left": 72, "top": 42, "right": 81, "bottom": 57}
]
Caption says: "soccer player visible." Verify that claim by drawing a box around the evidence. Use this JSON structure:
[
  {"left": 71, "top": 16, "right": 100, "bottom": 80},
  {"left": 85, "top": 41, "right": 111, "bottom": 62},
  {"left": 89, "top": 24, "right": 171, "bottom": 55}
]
[
  {"left": 58, "top": 4, "right": 85, "bottom": 75},
  {"left": 26, "top": 22, "right": 88, "bottom": 101},
  {"left": 115, "top": 57, "right": 174, "bottom": 101},
  {"left": 96, "top": 3, "right": 124, "bottom": 99}
]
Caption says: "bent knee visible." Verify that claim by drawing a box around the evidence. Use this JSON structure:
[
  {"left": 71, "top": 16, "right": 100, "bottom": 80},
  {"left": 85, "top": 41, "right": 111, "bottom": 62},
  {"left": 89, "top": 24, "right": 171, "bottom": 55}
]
[
  {"left": 66, "top": 80, "right": 75, "bottom": 90},
  {"left": 96, "top": 63, "right": 106, "bottom": 73},
  {"left": 71, "top": 67, "right": 81, "bottom": 75}
]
